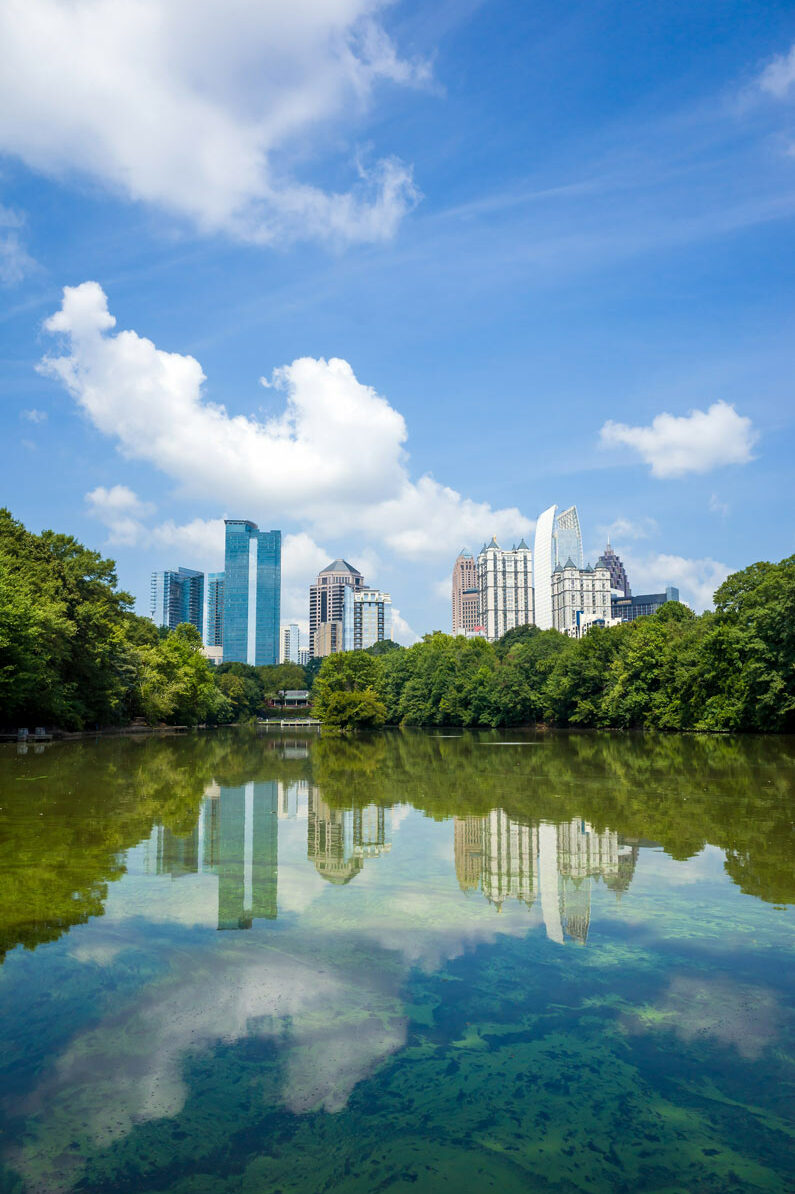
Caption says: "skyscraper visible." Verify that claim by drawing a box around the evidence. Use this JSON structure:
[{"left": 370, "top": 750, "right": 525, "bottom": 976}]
[
  {"left": 533, "top": 504, "right": 584, "bottom": 630},
  {"left": 150, "top": 567, "right": 204, "bottom": 634},
  {"left": 342, "top": 587, "right": 392, "bottom": 650},
  {"left": 452, "top": 549, "right": 479, "bottom": 634},
  {"left": 206, "top": 572, "right": 224, "bottom": 647},
  {"left": 309, "top": 558, "right": 364, "bottom": 656},
  {"left": 281, "top": 622, "right": 300, "bottom": 663},
  {"left": 551, "top": 557, "right": 612, "bottom": 636},
  {"left": 476, "top": 537, "right": 533, "bottom": 641},
  {"left": 222, "top": 519, "right": 281, "bottom": 666},
  {"left": 601, "top": 541, "right": 631, "bottom": 597}
]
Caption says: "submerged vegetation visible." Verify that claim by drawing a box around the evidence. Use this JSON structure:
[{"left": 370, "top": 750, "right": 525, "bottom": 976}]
[{"left": 316, "top": 555, "right": 795, "bottom": 732}]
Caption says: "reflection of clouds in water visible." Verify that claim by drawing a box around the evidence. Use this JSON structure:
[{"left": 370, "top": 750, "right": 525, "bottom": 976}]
[
  {"left": 14, "top": 942, "right": 406, "bottom": 1191},
  {"left": 625, "top": 975, "right": 783, "bottom": 1060}
]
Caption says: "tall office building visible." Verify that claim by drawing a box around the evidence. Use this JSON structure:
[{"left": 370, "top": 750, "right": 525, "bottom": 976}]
[
  {"left": 342, "top": 587, "right": 392, "bottom": 651},
  {"left": 203, "top": 781, "right": 278, "bottom": 929},
  {"left": 602, "top": 541, "right": 631, "bottom": 597},
  {"left": 281, "top": 622, "right": 300, "bottom": 663},
  {"left": 309, "top": 558, "right": 364, "bottom": 656},
  {"left": 206, "top": 572, "right": 224, "bottom": 647},
  {"left": 222, "top": 520, "right": 281, "bottom": 666},
  {"left": 150, "top": 567, "right": 204, "bottom": 634},
  {"left": 551, "top": 557, "right": 612, "bottom": 636},
  {"left": 533, "top": 504, "right": 584, "bottom": 630},
  {"left": 476, "top": 537, "right": 533, "bottom": 642},
  {"left": 452, "top": 549, "right": 479, "bottom": 634},
  {"left": 611, "top": 586, "right": 680, "bottom": 622}
]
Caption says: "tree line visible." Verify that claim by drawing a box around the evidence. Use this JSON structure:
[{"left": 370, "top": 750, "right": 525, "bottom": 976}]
[
  {"left": 314, "top": 554, "right": 795, "bottom": 733},
  {"left": 0, "top": 509, "right": 310, "bottom": 730}
]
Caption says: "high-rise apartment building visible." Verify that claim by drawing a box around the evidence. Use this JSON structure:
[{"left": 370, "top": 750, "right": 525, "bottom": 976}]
[
  {"left": 222, "top": 520, "right": 281, "bottom": 666},
  {"left": 452, "top": 549, "right": 479, "bottom": 634},
  {"left": 309, "top": 558, "right": 364, "bottom": 656},
  {"left": 551, "top": 557, "right": 612, "bottom": 636},
  {"left": 476, "top": 537, "right": 533, "bottom": 642},
  {"left": 206, "top": 572, "right": 224, "bottom": 647},
  {"left": 342, "top": 587, "right": 392, "bottom": 651},
  {"left": 601, "top": 541, "right": 631, "bottom": 597},
  {"left": 533, "top": 504, "right": 584, "bottom": 630},
  {"left": 150, "top": 567, "right": 204, "bottom": 634},
  {"left": 281, "top": 623, "right": 301, "bottom": 664}
]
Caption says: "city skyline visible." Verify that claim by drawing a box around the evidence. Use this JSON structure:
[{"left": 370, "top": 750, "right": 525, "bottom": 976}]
[{"left": 3, "top": 3, "right": 794, "bottom": 639}]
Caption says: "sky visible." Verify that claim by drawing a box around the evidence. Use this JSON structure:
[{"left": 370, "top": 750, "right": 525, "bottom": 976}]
[{"left": 2, "top": 0, "right": 794, "bottom": 641}]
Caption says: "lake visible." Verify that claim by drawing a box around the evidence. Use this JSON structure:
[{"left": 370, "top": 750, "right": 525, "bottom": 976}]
[{"left": 0, "top": 728, "right": 793, "bottom": 1193}]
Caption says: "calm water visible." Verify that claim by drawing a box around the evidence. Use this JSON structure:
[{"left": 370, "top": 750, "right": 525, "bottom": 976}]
[{"left": 0, "top": 729, "right": 793, "bottom": 1194}]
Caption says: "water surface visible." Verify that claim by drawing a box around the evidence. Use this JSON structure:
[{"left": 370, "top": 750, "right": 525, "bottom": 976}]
[{"left": 0, "top": 728, "right": 793, "bottom": 1193}]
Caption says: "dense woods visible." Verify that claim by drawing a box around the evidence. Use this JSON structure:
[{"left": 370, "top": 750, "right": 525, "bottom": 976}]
[
  {"left": 314, "top": 555, "right": 795, "bottom": 732},
  {"left": 2, "top": 507, "right": 793, "bottom": 733}
]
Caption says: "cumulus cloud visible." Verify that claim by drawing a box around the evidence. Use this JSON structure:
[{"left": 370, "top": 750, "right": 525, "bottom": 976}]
[
  {"left": 619, "top": 549, "right": 731, "bottom": 611},
  {"left": 45, "top": 283, "right": 533, "bottom": 562},
  {"left": 0, "top": 0, "right": 427, "bottom": 246},
  {"left": 86, "top": 484, "right": 156, "bottom": 546},
  {"left": 758, "top": 42, "right": 795, "bottom": 100},
  {"left": 599, "top": 401, "right": 757, "bottom": 478}
]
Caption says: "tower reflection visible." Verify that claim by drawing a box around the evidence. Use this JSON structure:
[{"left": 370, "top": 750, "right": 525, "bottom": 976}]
[
  {"left": 307, "top": 788, "right": 392, "bottom": 884},
  {"left": 454, "top": 812, "right": 637, "bottom": 945}
]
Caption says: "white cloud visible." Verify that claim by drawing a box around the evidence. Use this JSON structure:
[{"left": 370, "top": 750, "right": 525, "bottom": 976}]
[
  {"left": 0, "top": 204, "right": 34, "bottom": 284},
  {"left": 86, "top": 484, "right": 156, "bottom": 546},
  {"left": 758, "top": 42, "right": 795, "bottom": 100},
  {"left": 391, "top": 608, "right": 419, "bottom": 645},
  {"left": 0, "top": 0, "right": 427, "bottom": 246},
  {"left": 599, "top": 400, "right": 757, "bottom": 478},
  {"left": 598, "top": 516, "right": 657, "bottom": 542},
  {"left": 45, "top": 283, "right": 533, "bottom": 562},
  {"left": 621, "top": 549, "right": 731, "bottom": 611},
  {"left": 708, "top": 493, "right": 730, "bottom": 517},
  {"left": 20, "top": 407, "right": 47, "bottom": 423}
]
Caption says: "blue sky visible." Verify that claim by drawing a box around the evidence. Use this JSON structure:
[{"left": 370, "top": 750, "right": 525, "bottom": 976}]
[{"left": 2, "top": 0, "right": 794, "bottom": 639}]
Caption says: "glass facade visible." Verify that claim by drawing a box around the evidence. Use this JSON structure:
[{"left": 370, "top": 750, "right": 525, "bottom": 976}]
[
  {"left": 223, "top": 521, "right": 281, "bottom": 665},
  {"left": 554, "top": 506, "right": 584, "bottom": 569},
  {"left": 611, "top": 586, "right": 680, "bottom": 622},
  {"left": 150, "top": 567, "right": 204, "bottom": 634},
  {"left": 206, "top": 572, "right": 224, "bottom": 647},
  {"left": 533, "top": 505, "right": 557, "bottom": 630}
]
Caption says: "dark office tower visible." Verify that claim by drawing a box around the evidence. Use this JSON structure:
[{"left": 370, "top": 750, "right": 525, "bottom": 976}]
[
  {"left": 206, "top": 572, "right": 224, "bottom": 647},
  {"left": 602, "top": 540, "right": 631, "bottom": 597},
  {"left": 150, "top": 566, "right": 205, "bottom": 633},
  {"left": 308, "top": 558, "right": 364, "bottom": 656},
  {"left": 223, "top": 519, "right": 281, "bottom": 665}
]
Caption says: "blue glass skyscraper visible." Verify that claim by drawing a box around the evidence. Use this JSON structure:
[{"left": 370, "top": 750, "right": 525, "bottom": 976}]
[
  {"left": 223, "top": 520, "right": 281, "bottom": 665},
  {"left": 150, "top": 566, "right": 204, "bottom": 634}
]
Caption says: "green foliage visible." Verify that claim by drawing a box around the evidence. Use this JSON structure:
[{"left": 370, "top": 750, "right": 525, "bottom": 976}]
[
  {"left": 257, "top": 661, "right": 309, "bottom": 696},
  {"left": 313, "top": 650, "right": 385, "bottom": 729},
  {"left": 328, "top": 560, "right": 794, "bottom": 733},
  {"left": 365, "top": 638, "right": 403, "bottom": 657},
  {"left": 136, "top": 623, "right": 231, "bottom": 727}
]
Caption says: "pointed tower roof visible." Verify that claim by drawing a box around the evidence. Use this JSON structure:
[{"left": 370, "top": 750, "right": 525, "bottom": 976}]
[
  {"left": 319, "top": 558, "right": 362, "bottom": 576},
  {"left": 516, "top": 538, "right": 529, "bottom": 550}
]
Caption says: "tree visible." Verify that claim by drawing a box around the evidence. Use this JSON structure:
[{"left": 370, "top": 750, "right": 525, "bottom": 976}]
[{"left": 136, "top": 623, "right": 229, "bottom": 726}]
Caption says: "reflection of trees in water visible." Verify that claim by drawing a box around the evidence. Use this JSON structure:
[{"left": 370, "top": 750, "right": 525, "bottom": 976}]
[
  {"left": 1, "top": 726, "right": 792, "bottom": 964},
  {"left": 0, "top": 730, "right": 312, "bottom": 959},
  {"left": 312, "top": 729, "right": 795, "bottom": 906}
]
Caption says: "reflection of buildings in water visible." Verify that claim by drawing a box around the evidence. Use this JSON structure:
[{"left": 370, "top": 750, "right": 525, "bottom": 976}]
[
  {"left": 144, "top": 781, "right": 278, "bottom": 930},
  {"left": 278, "top": 779, "right": 310, "bottom": 820},
  {"left": 307, "top": 788, "right": 392, "bottom": 884},
  {"left": 453, "top": 812, "right": 638, "bottom": 945}
]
